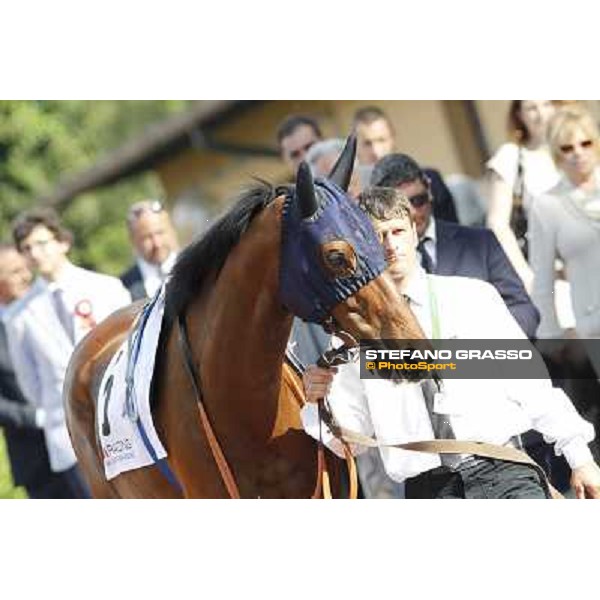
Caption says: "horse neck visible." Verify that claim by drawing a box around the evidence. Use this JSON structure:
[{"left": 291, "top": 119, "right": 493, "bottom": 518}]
[{"left": 188, "top": 198, "right": 292, "bottom": 408}]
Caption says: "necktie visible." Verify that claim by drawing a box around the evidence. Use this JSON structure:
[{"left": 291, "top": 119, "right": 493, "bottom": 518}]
[
  {"left": 417, "top": 237, "right": 434, "bottom": 273},
  {"left": 421, "top": 378, "right": 457, "bottom": 467},
  {"left": 404, "top": 292, "right": 456, "bottom": 467},
  {"left": 52, "top": 287, "right": 75, "bottom": 343}
]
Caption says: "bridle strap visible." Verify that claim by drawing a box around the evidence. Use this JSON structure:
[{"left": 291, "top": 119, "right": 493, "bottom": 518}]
[{"left": 177, "top": 315, "right": 241, "bottom": 499}]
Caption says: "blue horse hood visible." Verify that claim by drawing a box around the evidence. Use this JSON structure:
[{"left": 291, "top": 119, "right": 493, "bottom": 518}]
[{"left": 279, "top": 178, "right": 386, "bottom": 323}]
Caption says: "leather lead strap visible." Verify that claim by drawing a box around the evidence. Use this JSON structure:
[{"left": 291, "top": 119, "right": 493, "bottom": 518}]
[
  {"left": 177, "top": 315, "right": 241, "bottom": 499},
  {"left": 325, "top": 419, "right": 562, "bottom": 499}
]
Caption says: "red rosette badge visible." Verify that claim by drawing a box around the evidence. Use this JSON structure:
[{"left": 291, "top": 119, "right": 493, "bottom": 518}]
[{"left": 74, "top": 299, "right": 97, "bottom": 329}]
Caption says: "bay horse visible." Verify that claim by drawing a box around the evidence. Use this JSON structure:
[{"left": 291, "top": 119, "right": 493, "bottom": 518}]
[{"left": 64, "top": 136, "right": 428, "bottom": 498}]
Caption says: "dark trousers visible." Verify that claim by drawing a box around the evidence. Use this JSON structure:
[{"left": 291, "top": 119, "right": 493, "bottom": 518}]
[
  {"left": 405, "top": 458, "right": 549, "bottom": 499},
  {"left": 27, "top": 465, "right": 91, "bottom": 499}
]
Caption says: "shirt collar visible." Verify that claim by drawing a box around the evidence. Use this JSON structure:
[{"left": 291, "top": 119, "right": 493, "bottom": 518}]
[
  {"left": 402, "top": 266, "right": 429, "bottom": 307},
  {"left": 136, "top": 251, "right": 177, "bottom": 279},
  {"left": 422, "top": 217, "right": 436, "bottom": 243},
  {"left": 44, "top": 261, "right": 76, "bottom": 292}
]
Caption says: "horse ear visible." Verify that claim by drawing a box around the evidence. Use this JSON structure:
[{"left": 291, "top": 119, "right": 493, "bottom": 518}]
[
  {"left": 296, "top": 161, "right": 319, "bottom": 219},
  {"left": 328, "top": 133, "right": 357, "bottom": 192}
]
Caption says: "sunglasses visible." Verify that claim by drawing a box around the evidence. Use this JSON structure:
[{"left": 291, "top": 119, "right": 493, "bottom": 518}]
[
  {"left": 407, "top": 192, "right": 431, "bottom": 208},
  {"left": 559, "top": 140, "right": 594, "bottom": 155}
]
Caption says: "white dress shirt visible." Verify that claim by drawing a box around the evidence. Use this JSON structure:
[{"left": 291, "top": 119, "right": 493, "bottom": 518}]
[
  {"left": 301, "top": 268, "right": 594, "bottom": 483},
  {"left": 4, "top": 262, "right": 131, "bottom": 471},
  {"left": 418, "top": 218, "right": 437, "bottom": 270},
  {"left": 136, "top": 252, "right": 177, "bottom": 298}
]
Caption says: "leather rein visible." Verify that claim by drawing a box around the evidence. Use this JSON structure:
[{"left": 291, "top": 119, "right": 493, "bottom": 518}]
[
  {"left": 176, "top": 314, "right": 356, "bottom": 499},
  {"left": 314, "top": 330, "right": 563, "bottom": 500},
  {"left": 176, "top": 312, "right": 560, "bottom": 500}
]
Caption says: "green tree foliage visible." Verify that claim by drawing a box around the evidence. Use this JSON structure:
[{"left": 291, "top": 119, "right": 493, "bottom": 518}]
[{"left": 0, "top": 100, "right": 191, "bottom": 274}]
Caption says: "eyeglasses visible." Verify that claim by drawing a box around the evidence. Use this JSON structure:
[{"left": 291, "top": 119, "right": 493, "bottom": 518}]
[
  {"left": 20, "top": 238, "right": 56, "bottom": 254},
  {"left": 127, "top": 200, "right": 165, "bottom": 224},
  {"left": 406, "top": 192, "right": 432, "bottom": 208},
  {"left": 559, "top": 140, "right": 594, "bottom": 155}
]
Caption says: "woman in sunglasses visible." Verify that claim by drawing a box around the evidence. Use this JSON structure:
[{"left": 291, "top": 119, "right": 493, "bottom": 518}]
[
  {"left": 530, "top": 107, "right": 600, "bottom": 356},
  {"left": 486, "top": 101, "right": 561, "bottom": 292}
]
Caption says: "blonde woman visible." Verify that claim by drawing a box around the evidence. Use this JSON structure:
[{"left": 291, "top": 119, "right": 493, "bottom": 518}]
[
  {"left": 486, "top": 101, "right": 560, "bottom": 291},
  {"left": 530, "top": 107, "right": 600, "bottom": 349}
]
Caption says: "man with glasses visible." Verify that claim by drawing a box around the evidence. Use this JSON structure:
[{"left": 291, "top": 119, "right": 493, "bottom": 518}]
[
  {"left": 371, "top": 153, "right": 540, "bottom": 339},
  {"left": 277, "top": 115, "right": 322, "bottom": 174},
  {"left": 346, "top": 154, "right": 541, "bottom": 498},
  {"left": 301, "top": 188, "right": 600, "bottom": 499},
  {"left": 121, "top": 200, "right": 179, "bottom": 301},
  {"left": 4, "top": 208, "right": 131, "bottom": 497}
]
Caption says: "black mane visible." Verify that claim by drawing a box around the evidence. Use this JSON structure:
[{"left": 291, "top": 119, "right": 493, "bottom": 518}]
[{"left": 165, "top": 182, "right": 289, "bottom": 319}]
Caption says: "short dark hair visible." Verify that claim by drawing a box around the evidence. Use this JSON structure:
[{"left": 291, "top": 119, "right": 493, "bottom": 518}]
[
  {"left": 353, "top": 106, "right": 395, "bottom": 133},
  {"left": 12, "top": 207, "right": 73, "bottom": 250},
  {"left": 358, "top": 187, "right": 413, "bottom": 223},
  {"left": 370, "top": 153, "right": 427, "bottom": 188},
  {"left": 276, "top": 115, "right": 322, "bottom": 145}
]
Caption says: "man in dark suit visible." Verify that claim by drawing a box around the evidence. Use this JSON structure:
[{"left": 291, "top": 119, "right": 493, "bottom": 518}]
[
  {"left": 353, "top": 106, "right": 459, "bottom": 223},
  {"left": 371, "top": 153, "right": 540, "bottom": 338},
  {"left": 0, "top": 243, "right": 75, "bottom": 498},
  {"left": 121, "top": 200, "right": 179, "bottom": 301}
]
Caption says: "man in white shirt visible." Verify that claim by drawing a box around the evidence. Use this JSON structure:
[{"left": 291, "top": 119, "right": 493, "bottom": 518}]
[
  {"left": 120, "top": 200, "right": 179, "bottom": 301},
  {"left": 5, "top": 208, "right": 131, "bottom": 497},
  {"left": 301, "top": 187, "right": 600, "bottom": 499}
]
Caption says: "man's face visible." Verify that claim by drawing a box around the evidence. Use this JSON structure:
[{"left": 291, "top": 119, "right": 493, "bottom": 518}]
[
  {"left": 372, "top": 214, "right": 418, "bottom": 285},
  {"left": 356, "top": 118, "right": 395, "bottom": 165},
  {"left": 19, "top": 225, "right": 70, "bottom": 280},
  {"left": 395, "top": 178, "right": 433, "bottom": 238},
  {"left": 130, "top": 211, "right": 178, "bottom": 266},
  {"left": 280, "top": 124, "right": 320, "bottom": 172},
  {"left": 0, "top": 248, "right": 32, "bottom": 303}
]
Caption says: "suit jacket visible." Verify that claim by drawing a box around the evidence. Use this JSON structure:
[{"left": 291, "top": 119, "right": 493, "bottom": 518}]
[
  {"left": 5, "top": 265, "right": 131, "bottom": 472},
  {"left": 434, "top": 219, "right": 540, "bottom": 338},
  {"left": 0, "top": 320, "right": 53, "bottom": 488},
  {"left": 120, "top": 264, "right": 147, "bottom": 301},
  {"left": 425, "top": 168, "right": 458, "bottom": 224}
]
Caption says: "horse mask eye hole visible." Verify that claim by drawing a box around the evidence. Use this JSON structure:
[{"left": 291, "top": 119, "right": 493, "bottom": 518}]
[{"left": 320, "top": 241, "right": 358, "bottom": 279}]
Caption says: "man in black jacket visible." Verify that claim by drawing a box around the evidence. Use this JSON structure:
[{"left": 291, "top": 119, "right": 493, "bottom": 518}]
[
  {"left": 0, "top": 243, "right": 73, "bottom": 498},
  {"left": 371, "top": 153, "right": 540, "bottom": 338}
]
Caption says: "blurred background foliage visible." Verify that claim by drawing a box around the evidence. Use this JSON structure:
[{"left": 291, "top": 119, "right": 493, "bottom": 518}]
[
  {"left": 0, "top": 100, "right": 192, "bottom": 274},
  {"left": 1, "top": 101, "right": 193, "bottom": 497}
]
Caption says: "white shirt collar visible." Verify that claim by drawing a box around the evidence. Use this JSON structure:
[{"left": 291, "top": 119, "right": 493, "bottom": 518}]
[
  {"left": 44, "top": 261, "right": 77, "bottom": 293},
  {"left": 136, "top": 251, "right": 177, "bottom": 279},
  {"left": 401, "top": 266, "right": 429, "bottom": 307},
  {"left": 422, "top": 217, "right": 436, "bottom": 243}
]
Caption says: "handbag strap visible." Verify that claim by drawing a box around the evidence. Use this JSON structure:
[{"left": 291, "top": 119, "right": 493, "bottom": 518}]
[{"left": 513, "top": 145, "right": 525, "bottom": 208}]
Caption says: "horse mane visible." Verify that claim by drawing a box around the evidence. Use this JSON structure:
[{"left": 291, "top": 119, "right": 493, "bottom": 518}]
[{"left": 165, "top": 181, "right": 289, "bottom": 319}]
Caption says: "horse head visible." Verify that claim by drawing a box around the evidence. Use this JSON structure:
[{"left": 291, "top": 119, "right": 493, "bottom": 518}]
[{"left": 279, "top": 134, "right": 430, "bottom": 379}]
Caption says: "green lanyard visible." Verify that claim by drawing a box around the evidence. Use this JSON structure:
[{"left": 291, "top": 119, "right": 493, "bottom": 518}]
[{"left": 427, "top": 276, "right": 441, "bottom": 340}]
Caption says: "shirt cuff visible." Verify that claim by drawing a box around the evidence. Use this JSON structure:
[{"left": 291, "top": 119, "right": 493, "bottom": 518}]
[{"left": 560, "top": 437, "right": 594, "bottom": 470}]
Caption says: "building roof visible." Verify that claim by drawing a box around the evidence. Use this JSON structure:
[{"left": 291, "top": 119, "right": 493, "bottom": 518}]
[{"left": 40, "top": 100, "right": 251, "bottom": 207}]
